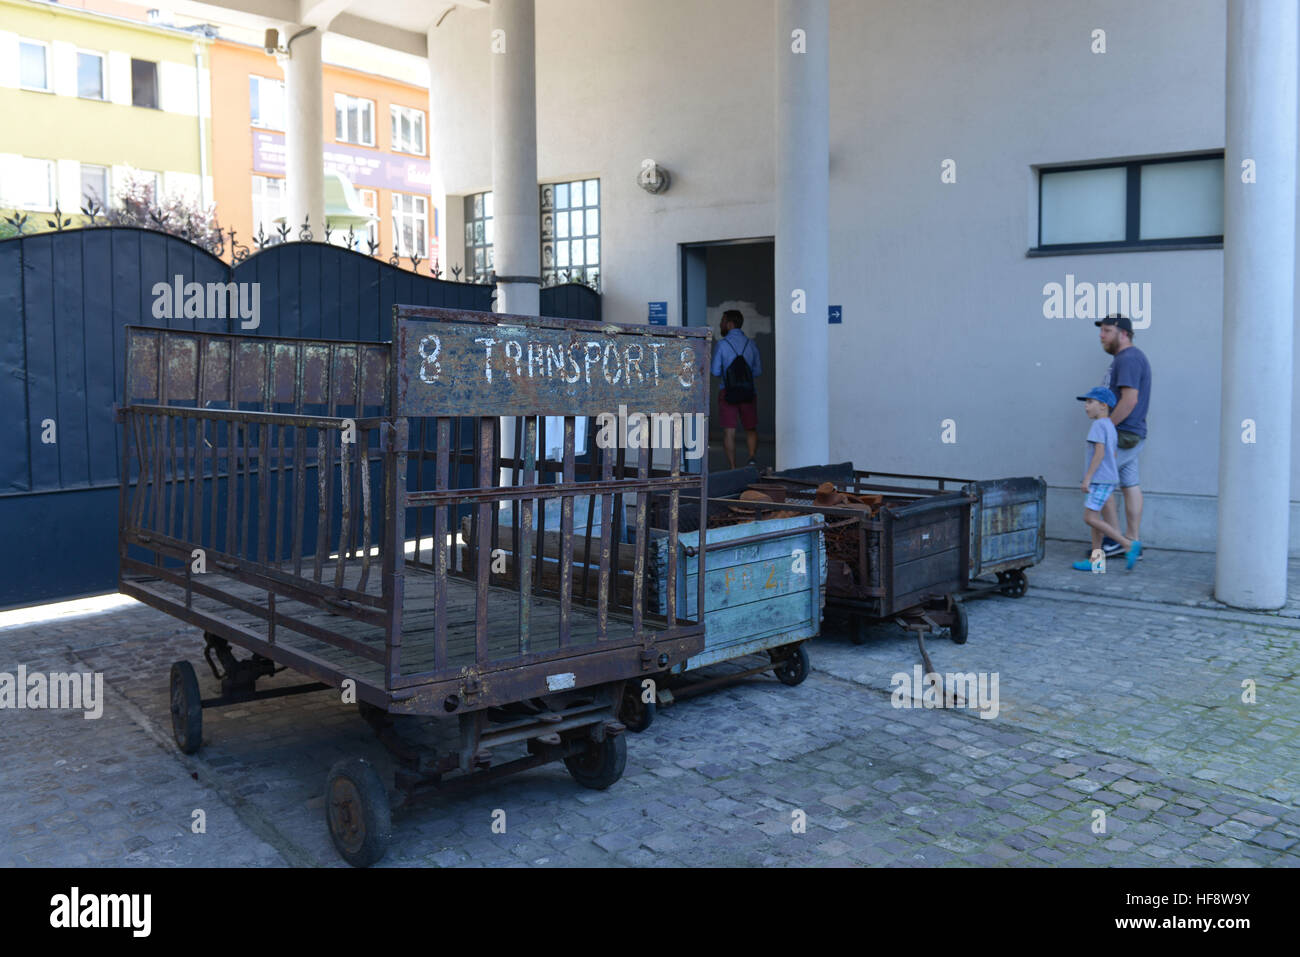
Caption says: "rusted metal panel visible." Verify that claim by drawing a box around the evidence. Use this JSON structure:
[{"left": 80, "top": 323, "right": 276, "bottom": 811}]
[
  {"left": 712, "top": 472, "right": 974, "bottom": 620},
  {"left": 272, "top": 342, "right": 298, "bottom": 404},
  {"left": 965, "top": 476, "right": 1047, "bottom": 576},
  {"left": 163, "top": 335, "right": 199, "bottom": 402},
  {"left": 126, "top": 328, "right": 160, "bottom": 401},
  {"left": 126, "top": 326, "right": 389, "bottom": 413},
  {"left": 393, "top": 308, "right": 710, "bottom": 418},
  {"left": 235, "top": 340, "right": 268, "bottom": 403},
  {"left": 300, "top": 344, "right": 329, "bottom": 405},
  {"left": 201, "top": 339, "right": 231, "bottom": 405}
]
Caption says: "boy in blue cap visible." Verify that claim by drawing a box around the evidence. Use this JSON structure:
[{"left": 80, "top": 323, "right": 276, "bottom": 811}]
[{"left": 1073, "top": 387, "right": 1142, "bottom": 571}]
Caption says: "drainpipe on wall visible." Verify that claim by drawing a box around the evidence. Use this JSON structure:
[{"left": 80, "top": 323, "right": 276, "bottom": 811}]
[{"left": 194, "top": 43, "right": 209, "bottom": 208}]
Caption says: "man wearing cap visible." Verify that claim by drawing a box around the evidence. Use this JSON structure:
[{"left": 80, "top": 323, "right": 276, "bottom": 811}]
[{"left": 1095, "top": 315, "right": 1152, "bottom": 558}]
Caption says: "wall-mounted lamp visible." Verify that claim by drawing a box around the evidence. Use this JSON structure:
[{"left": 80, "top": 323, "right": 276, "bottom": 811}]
[{"left": 637, "top": 160, "right": 671, "bottom": 194}]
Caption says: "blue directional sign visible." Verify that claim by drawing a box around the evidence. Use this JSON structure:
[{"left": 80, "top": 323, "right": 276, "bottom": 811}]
[{"left": 829, "top": 304, "right": 842, "bottom": 324}]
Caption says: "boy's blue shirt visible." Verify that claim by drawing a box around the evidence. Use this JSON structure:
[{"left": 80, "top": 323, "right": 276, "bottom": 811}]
[{"left": 1084, "top": 417, "right": 1119, "bottom": 485}]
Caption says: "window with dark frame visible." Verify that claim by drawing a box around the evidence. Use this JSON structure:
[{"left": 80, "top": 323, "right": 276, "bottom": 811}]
[
  {"left": 1036, "top": 152, "right": 1224, "bottom": 252},
  {"left": 541, "top": 179, "right": 600, "bottom": 287},
  {"left": 464, "top": 191, "right": 494, "bottom": 282},
  {"left": 131, "top": 58, "right": 158, "bottom": 109},
  {"left": 461, "top": 180, "right": 602, "bottom": 286}
]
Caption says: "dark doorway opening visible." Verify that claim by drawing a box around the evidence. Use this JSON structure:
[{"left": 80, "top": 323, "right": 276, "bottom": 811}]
[{"left": 680, "top": 238, "right": 776, "bottom": 473}]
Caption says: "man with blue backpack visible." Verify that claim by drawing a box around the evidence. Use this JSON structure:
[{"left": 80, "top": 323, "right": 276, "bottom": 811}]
[{"left": 711, "top": 309, "right": 762, "bottom": 469}]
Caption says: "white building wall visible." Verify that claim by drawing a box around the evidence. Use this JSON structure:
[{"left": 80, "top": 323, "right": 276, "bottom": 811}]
[{"left": 426, "top": 0, "right": 1300, "bottom": 553}]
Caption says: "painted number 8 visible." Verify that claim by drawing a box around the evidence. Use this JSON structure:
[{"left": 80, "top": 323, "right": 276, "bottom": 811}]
[{"left": 418, "top": 334, "right": 441, "bottom": 383}]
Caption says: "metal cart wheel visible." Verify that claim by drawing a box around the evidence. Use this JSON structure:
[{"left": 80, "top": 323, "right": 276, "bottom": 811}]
[
  {"left": 326, "top": 757, "right": 392, "bottom": 868},
  {"left": 773, "top": 644, "right": 810, "bottom": 686},
  {"left": 621, "top": 680, "right": 657, "bottom": 733},
  {"left": 169, "top": 661, "right": 203, "bottom": 755},
  {"left": 564, "top": 733, "right": 627, "bottom": 790},
  {"left": 949, "top": 602, "right": 969, "bottom": 644},
  {"left": 998, "top": 569, "right": 1028, "bottom": 598}
]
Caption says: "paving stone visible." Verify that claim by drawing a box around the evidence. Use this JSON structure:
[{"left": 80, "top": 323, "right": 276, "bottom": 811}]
[{"left": 2, "top": 541, "right": 1298, "bottom": 867}]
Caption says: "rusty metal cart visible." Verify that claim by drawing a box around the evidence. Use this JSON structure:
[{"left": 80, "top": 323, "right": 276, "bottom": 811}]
[
  {"left": 614, "top": 512, "right": 826, "bottom": 731},
  {"left": 764, "top": 463, "right": 1045, "bottom": 601},
  {"left": 709, "top": 470, "right": 974, "bottom": 645},
  {"left": 117, "top": 305, "right": 710, "bottom": 866}
]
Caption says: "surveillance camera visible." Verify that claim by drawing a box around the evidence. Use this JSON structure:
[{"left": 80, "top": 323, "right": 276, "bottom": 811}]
[{"left": 264, "top": 28, "right": 280, "bottom": 55}]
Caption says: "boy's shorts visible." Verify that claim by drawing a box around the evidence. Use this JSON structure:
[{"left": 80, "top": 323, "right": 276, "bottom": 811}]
[{"left": 1085, "top": 482, "right": 1115, "bottom": 512}]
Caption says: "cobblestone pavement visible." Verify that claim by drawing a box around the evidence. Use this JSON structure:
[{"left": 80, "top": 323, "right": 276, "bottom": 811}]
[{"left": 2, "top": 540, "right": 1298, "bottom": 867}]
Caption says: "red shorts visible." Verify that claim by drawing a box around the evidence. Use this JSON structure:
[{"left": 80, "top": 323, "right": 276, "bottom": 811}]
[{"left": 718, "top": 392, "right": 757, "bottom": 430}]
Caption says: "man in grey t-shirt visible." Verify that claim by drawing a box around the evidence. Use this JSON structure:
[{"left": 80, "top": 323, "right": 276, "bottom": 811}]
[{"left": 1095, "top": 315, "right": 1152, "bottom": 557}]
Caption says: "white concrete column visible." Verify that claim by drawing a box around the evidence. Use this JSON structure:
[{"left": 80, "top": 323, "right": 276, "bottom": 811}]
[
  {"left": 774, "top": 0, "right": 830, "bottom": 470},
  {"left": 490, "top": 0, "right": 539, "bottom": 315},
  {"left": 283, "top": 25, "right": 324, "bottom": 237},
  {"left": 1216, "top": 0, "right": 1298, "bottom": 609}
]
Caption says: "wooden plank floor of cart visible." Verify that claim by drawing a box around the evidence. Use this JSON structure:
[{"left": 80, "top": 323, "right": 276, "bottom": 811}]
[{"left": 130, "top": 558, "right": 646, "bottom": 691}]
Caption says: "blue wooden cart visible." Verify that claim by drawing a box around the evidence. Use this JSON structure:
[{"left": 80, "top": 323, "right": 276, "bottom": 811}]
[{"left": 621, "top": 513, "right": 826, "bottom": 731}]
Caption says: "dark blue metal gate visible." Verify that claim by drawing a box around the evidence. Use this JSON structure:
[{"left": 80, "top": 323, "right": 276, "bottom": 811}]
[{"left": 0, "top": 227, "right": 502, "bottom": 609}]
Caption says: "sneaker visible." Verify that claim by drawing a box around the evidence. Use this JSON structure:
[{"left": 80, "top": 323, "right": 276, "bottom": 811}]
[
  {"left": 1071, "top": 560, "right": 1094, "bottom": 572},
  {"left": 746, "top": 458, "right": 758, "bottom": 468},
  {"left": 1101, "top": 538, "right": 1124, "bottom": 556},
  {"left": 1125, "top": 540, "right": 1142, "bottom": 571}
]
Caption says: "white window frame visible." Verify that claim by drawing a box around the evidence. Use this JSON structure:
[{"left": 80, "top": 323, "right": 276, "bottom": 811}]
[
  {"left": 16, "top": 158, "right": 57, "bottom": 211},
  {"left": 358, "top": 187, "right": 379, "bottom": 248},
  {"left": 251, "top": 174, "right": 285, "bottom": 241},
  {"left": 249, "top": 74, "right": 285, "bottom": 131},
  {"left": 389, "top": 105, "right": 426, "bottom": 156},
  {"left": 76, "top": 49, "right": 107, "bottom": 101},
  {"left": 334, "top": 93, "right": 376, "bottom": 147},
  {"left": 19, "top": 38, "right": 51, "bottom": 93},
  {"left": 80, "top": 163, "right": 110, "bottom": 209},
  {"left": 137, "top": 170, "right": 163, "bottom": 203},
  {"left": 391, "top": 192, "right": 428, "bottom": 258}
]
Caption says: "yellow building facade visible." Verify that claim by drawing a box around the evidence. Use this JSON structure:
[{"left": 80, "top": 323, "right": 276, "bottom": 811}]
[{"left": 0, "top": 0, "right": 212, "bottom": 229}]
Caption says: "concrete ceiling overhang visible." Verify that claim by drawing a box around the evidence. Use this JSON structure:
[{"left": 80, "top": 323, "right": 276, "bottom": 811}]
[{"left": 163, "top": 0, "right": 490, "bottom": 58}]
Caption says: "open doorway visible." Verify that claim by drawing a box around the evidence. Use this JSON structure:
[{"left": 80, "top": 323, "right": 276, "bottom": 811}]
[{"left": 680, "top": 238, "right": 776, "bottom": 473}]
